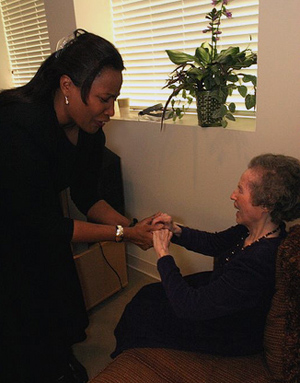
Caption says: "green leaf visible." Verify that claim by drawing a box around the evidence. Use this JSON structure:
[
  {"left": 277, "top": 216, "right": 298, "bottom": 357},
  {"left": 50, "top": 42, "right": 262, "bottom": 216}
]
[
  {"left": 220, "top": 46, "right": 240, "bottom": 57},
  {"left": 238, "top": 85, "right": 248, "bottom": 98},
  {"left": 215, "top": 75, "right": 221, "bottom": 85},
  {"left": 227, "top": 84, "right": 236, "bottom": 96},
  {"left": 213, "top": 104, "right": 227, "bottom": 119},
  {"left": 228, "top": 74, "right": 239, "bottom": 83},
  {"left": 228, "top": 102, "right": 236, "bottom": 113},
  {"left": 226, "top": 113, "right": 236, "bottom": 121},
  {"left": 200, "top": 42, "right": 213, "bottom": 58},
  {"left": 195, "top": 46, "right": 210, "bottom": 65},
  {"left": 222, "top": 119, "right": 228, "bottom": 128},
  {"left": 217, "top": 47, "right": 240, "bottom": 64},
  {"left": 245, "top": 94, "right": 256, "bottom": 109},
  {"left": 175, "top": 107, "right": 182, "bottom": 116},
  {"left": 166, "top": 50, "right": 195, "bottom": 65},
  {"left": 211, "top": 64, "right": 219, "bottom": 74},
  {"left": 243, "top": 75, "right": 257, "bottom": 86},
  {"left": 220, "top": 104, "right": 228, "bottom": 117},
  {"left": 217, "top": 88, "right": 228, "bottom": 104},
  {"left": 188, "top": 67, "right": 204, "bottom": 81}
]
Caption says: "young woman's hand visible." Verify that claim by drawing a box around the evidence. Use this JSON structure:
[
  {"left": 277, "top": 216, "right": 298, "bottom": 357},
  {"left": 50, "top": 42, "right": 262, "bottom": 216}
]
[{"left": 124, "top": 213, "right": 163, "bottom": 250}]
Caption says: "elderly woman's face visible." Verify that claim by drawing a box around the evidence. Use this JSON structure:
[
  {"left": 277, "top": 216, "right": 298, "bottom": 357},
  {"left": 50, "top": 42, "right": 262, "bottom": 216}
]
[
  {"left": 230, "top": 168, "right": 266, "bottom": 229},
  {"left": 64, "top": 67, "right": 123, "bottom": 134}
]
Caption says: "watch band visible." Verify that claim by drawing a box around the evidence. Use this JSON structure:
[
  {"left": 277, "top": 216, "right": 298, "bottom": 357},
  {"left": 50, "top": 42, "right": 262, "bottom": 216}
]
[
  {"left": 115, "top": 225, "right": 124, "bottom": 242},
  {"left": 129, "top": 218, "right": 138, "bottom": 227}
]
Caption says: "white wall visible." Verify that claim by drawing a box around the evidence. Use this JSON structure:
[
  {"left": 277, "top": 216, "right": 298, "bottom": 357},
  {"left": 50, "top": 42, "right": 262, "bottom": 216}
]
[{"left": 1, "top": 1, "right": 299, "bottom": 279}]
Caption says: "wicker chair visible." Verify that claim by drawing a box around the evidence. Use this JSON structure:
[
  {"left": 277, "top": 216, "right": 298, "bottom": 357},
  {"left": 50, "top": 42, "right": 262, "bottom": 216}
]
[{"left": 89, "top": 225, "right": 300, "bottom": 383}]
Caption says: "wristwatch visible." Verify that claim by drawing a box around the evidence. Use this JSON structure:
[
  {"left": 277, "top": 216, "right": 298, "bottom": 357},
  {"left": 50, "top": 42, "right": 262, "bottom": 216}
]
[{"left": 115, "top": 225, "right": 124, "bottom": 242}]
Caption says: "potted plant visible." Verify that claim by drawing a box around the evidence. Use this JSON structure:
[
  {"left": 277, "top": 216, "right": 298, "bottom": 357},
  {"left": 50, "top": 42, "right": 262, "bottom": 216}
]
[{"left": 162, "top": 0, "right": 257, "bottom": 128}]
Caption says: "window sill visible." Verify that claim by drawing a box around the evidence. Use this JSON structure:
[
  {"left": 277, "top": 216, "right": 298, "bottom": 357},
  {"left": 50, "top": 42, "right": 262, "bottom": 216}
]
[{"left": 112, "top": 111, "right": 256, "bottom": 132}]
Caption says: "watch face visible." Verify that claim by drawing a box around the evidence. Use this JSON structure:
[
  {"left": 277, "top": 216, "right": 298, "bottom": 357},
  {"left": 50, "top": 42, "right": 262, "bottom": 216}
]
[{"left": 116, "top": 225, "right": 124, "bottom": 242}]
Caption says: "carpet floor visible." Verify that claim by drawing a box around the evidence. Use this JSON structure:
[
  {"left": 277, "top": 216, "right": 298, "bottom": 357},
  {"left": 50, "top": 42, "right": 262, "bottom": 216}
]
[{"left": 73, "top": 267, "right": 157, "bottom": 380}]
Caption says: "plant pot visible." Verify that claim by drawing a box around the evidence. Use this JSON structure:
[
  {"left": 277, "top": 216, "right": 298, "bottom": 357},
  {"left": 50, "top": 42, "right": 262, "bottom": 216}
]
[{"left": 196, "top": 91, "right": 222, "bottom": 127}]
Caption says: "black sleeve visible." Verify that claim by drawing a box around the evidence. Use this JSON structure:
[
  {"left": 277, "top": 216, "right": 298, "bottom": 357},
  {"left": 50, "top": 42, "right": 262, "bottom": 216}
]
[
  {"left": 157, "top": 240, "right": 277, "bottom": 320},
  {"left": 0, "top": 104, "right": 74, "bottom": 244},
  {"left": 171, "top": 225, "right": 248, "bottom": 256},
  {"left": 69, "top": 129, "right": 106, "bottom": 215}
]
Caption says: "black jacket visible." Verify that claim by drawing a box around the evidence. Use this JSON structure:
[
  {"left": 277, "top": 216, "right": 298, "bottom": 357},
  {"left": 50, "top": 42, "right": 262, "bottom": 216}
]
[{"left": 0, "top": 101, "right": 105, "bottom": 352}]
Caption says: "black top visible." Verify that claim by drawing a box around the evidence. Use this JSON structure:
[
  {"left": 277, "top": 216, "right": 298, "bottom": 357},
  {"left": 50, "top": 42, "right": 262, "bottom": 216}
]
[
  {"left": 157, "top": 224, "right": 286, "bottom": 355},
  {"left": 0, "top": 101, "right": 105, "bottom": 350}
]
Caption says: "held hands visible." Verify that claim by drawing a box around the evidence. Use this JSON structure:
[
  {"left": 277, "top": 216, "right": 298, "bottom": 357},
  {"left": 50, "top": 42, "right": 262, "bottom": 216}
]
[
  {"left": 151, "top": 212, "right": 182, "bottom": 258},
  {"left": 127, "top": 212, "right": 181, "bottom": 252},
  {"left": 153, "top": 229, "right": 173, "bottom": 258},
  {"left": 127, "top": 213, "right": 163, "bottom": 250},
  {"left": 152, "top": 213, "right": 182, "bottom": 236}
]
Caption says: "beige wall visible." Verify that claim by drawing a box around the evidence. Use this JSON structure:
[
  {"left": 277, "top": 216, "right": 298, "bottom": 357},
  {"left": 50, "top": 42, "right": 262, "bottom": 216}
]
[
  {"left": 1, "top": 1, "right": 299, "bottom": 279},
  {"left": 0, "top": 12, "right": 12, "bottom": 89},
  {"left": 73, "top": 0, "right": 113, "bottom": 41}
]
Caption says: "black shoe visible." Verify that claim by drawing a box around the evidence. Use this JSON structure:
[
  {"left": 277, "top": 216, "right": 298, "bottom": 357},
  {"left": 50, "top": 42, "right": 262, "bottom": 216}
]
[
  {"left": 68, "top": 354, "right": 89, "bottom": 383},
  {"left": 53, "top": 355, "right": 88, "bottom": 383}
]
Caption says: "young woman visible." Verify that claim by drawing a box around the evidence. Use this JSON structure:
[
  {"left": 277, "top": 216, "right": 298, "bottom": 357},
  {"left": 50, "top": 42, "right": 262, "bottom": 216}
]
[{"left": 0, "top": 29, "right": 160, "bottom": 383}]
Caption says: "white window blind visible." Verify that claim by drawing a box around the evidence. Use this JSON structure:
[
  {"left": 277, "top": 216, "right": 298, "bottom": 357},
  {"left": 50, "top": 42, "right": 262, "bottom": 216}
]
[
  {"left": 0, "top": 0, "right": 51, "bottom": 87},
  {"left": 111, "top": 0, "right": 258, "bottom": 111}
]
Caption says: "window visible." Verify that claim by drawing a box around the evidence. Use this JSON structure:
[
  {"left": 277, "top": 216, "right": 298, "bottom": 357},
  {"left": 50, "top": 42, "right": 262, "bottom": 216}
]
[
  {"left": 111, "top": 0, "right": 258, "bottom": 112},
  {"left": 0, "top": 0, "right": 51, "bottom": 87}
]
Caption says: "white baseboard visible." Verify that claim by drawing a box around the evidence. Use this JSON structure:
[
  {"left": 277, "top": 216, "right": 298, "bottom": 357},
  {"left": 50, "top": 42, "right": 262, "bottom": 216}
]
[{"left": 126, "top": 252, "right": 160, "bottom": 280}]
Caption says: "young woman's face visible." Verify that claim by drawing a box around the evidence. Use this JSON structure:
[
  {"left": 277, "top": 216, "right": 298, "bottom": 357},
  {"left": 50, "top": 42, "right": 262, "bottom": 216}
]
[
  {"left": 230, "top": 168, "right": 266, "bottom": 229},
  {"left": 65, "top": 67, "right": 123, "bottom": 134}
]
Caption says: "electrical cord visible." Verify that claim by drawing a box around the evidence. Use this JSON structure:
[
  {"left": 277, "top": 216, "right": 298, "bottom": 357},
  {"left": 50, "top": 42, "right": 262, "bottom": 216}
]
[
  {"left": 95, "top": 218, "right": 138, "bottom": 292},
  {"left": 98, "top": 242, "right": 124, "bottom": 291}
]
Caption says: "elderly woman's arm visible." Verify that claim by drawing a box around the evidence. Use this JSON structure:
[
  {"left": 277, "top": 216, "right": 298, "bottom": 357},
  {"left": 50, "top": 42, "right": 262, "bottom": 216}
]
[
  {"left": 156, "top": 245, "right": 277, "bottom": 321},
  {"left": 153, "top": 212, "right": 248, "bottom": 256},
  {"left": 152, "top": 228, "right": 278, "bottom": 321}
]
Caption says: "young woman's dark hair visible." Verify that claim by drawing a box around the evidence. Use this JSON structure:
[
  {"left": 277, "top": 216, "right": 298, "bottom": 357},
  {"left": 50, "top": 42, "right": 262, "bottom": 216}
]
[{"left": 0, "top": 29, "right": 125, "bottom": 105}]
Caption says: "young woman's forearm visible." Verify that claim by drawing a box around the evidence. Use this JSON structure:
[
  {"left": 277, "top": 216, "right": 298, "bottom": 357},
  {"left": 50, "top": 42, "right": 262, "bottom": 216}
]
[
  {"left": 87, "top": 199, "right": 131, "bottom": 226},
  {"left": 72, "top": 220, "right": 117, "bottom": 242}
]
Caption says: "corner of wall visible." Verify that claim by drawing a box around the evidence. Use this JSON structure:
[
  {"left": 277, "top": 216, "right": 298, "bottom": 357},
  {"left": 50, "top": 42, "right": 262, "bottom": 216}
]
[
  {"left": 44, "top": 0, "right": 77, "bottom": 52},
  {"left": 73, "top": 0, "right": 114, "bottom": 42}
]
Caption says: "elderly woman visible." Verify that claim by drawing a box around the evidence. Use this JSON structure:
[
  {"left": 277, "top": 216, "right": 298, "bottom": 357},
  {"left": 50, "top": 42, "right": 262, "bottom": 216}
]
[{"left": 112, "top": 154, "right": 300, "bottom": 359}]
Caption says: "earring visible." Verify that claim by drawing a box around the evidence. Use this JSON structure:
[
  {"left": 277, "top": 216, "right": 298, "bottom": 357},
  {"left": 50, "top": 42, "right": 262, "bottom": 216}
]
[{"left": 65, "top": 96, "right": 69, "bottom": 105}]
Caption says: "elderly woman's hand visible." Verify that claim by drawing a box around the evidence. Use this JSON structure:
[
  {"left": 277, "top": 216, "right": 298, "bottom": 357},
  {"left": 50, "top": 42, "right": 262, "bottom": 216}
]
[
  {"left": 152, "top": 213, "right": 182, "bottom": 236},
  {"left": 153, "top": 229, "right": 173, "bottom": 258}
]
